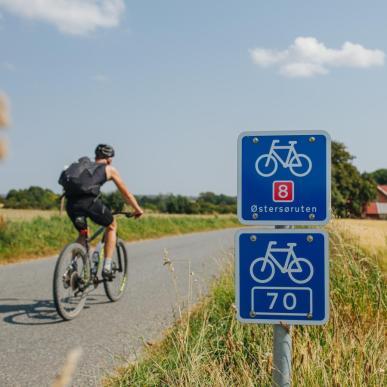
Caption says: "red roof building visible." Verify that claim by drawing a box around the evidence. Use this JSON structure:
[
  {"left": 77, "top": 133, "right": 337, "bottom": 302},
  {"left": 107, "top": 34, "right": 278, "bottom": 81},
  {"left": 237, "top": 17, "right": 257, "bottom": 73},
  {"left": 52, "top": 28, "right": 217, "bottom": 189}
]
[{"left": 363, "top": 185, "right": 387, "bottom": 219}]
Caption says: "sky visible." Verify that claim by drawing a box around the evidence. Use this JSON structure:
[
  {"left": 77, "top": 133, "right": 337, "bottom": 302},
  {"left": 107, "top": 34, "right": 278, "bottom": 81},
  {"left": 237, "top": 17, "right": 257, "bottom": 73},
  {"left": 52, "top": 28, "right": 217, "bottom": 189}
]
[{"left": 0, "top": 0, "right": 386, "bottom": 196}]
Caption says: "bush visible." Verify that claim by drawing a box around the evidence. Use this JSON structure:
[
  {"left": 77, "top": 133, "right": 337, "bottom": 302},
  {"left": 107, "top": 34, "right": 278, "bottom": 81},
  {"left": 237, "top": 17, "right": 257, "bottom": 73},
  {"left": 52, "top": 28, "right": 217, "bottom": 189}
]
[{"left": 4, "top": 186, "right": 60, "bottom": 210}]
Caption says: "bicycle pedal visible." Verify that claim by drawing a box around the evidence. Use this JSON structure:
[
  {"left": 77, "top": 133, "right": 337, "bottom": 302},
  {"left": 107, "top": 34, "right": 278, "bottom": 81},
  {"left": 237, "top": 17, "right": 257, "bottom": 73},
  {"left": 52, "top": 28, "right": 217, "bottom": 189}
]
[{"left": 102, "top": 269, "right": 114, "bottom": 281}]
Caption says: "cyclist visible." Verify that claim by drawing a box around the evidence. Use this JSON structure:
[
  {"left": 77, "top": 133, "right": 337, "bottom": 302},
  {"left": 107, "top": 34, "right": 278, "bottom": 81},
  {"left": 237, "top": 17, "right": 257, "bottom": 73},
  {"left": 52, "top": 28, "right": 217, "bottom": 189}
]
[{"left": 62, "top": 144, "right": 144, "bottom": 278}]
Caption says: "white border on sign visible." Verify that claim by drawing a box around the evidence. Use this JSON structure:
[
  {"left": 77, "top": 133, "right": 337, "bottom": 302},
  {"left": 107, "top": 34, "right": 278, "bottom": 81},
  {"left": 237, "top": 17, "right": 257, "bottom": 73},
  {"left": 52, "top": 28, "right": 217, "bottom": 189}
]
[
  {"left": 237, "top": 130, "right": 331, "bottom": 225},
  {"left": 251, "top": 286, "right": 312, "bottom": 316},
  {"left": 234, "top": 228, "right": 329, "bottom": 325}
]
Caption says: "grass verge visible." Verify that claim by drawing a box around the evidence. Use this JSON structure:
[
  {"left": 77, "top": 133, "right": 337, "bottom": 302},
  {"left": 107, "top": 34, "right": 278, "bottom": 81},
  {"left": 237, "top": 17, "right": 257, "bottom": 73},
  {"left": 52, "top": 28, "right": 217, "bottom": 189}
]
[
  {"left": 0, "top": 214, "right": 239, "bottom": 264},
  {"left": 105, "top": 223, "right": 387, "bottom": 387}
]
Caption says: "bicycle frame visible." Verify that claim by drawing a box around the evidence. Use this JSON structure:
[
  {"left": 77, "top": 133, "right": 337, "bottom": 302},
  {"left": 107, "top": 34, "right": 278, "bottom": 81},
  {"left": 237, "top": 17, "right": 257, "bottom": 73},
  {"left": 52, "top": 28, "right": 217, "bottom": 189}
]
[
  {"left": 267, "top": 140, "right": 301, "bottom": 167},
  {"left": 74, "top": 211, "right": 133, "bottom": 292},
  {"left": 263, "top": 242, "right": 301, "bottom": 273}
]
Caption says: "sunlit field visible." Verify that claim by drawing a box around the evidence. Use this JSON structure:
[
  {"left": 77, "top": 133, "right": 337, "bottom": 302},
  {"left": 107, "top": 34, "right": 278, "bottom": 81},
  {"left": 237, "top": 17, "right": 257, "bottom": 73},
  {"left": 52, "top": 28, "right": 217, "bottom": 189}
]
[
  {"left": 0, "top": 208, "right": 60, "bottom": 221},
  {"left": 0, "top": 208, "right": 236, "bottom": 221},
  {"left": 332, "top": 218, "right": 387, "bottom": 272}
]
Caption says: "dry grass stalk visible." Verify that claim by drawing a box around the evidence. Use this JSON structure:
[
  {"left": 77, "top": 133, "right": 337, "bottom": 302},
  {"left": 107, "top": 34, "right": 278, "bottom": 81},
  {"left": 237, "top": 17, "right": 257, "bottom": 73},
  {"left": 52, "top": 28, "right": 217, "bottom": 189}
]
[
  {"left": 0, "top": 139, "right": 8, "bottom": 160},
  {"left": 52, "top": 347, "right": 83, "bottom": 387},
  {"left": 0, "top": 94, "right": 9, "bottom": 127}
]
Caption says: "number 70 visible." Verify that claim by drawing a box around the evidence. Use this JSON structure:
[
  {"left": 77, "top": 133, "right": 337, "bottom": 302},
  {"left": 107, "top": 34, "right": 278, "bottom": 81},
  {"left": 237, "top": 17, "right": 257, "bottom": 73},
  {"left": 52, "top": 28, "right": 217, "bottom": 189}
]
[{"left": 267, "top": 292, "right": 297, "bottom": 310}]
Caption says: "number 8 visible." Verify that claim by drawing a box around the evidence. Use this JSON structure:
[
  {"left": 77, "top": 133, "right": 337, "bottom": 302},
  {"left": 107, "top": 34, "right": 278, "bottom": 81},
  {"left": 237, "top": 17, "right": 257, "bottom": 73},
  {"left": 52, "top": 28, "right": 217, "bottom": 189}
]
[{"left": 278, "top": 184, "right": 289, "bottom": 199}]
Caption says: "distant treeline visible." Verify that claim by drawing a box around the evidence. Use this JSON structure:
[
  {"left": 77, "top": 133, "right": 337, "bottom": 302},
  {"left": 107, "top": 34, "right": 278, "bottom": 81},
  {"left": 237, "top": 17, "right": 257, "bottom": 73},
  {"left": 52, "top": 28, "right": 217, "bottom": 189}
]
[
  {"left": 1, "top": 186, "right": 59, "bottom": 210},
  {"left": 135, "top": 192, "right": 235, "bottom": 214},
  {"left": 0, "top": 188, "right": 237, "bottom": 214},
  {"left": 1, "top": 141, "right": 386, "bottom": 217}
]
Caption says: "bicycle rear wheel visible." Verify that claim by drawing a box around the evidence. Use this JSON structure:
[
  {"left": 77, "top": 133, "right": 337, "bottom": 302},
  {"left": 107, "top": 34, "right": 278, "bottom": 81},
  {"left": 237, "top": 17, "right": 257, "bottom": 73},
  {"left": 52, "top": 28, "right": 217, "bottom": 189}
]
[
  {"left": 104, "top": 239, "right": 129, "bottom": 302},
  {"left": 53, "top": 243, "right": 89, "bottom": 320}
]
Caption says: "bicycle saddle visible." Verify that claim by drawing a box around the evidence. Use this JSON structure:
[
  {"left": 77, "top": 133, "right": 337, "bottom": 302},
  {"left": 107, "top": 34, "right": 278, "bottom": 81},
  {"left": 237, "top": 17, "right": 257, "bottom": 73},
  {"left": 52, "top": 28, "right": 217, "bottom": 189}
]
[{"left": 74, "top": 216, "right": 88, "bottom": 230}]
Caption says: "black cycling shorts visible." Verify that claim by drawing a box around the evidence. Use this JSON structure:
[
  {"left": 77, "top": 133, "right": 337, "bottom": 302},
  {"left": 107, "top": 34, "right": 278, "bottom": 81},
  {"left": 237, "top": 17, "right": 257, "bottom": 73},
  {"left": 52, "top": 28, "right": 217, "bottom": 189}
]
[{"left": 66, "top": 197, "right": 114, "bottom": 231}]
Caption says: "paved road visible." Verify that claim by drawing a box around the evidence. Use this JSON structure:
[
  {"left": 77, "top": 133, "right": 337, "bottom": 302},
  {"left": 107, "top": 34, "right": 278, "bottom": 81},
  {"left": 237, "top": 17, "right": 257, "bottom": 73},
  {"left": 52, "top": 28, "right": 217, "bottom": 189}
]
[{"left": 0, "top": 229, "right": 236, "bottom": 386}]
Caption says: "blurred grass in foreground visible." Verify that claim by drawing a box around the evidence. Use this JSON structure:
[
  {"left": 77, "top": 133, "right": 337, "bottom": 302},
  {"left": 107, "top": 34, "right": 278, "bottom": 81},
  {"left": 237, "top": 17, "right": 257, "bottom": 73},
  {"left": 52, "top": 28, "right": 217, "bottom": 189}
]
[
  {"left": 105, "top": 222, "right": 386, "bottom": 387},
  {"left": 0, "top": 214, "right": 239, "bottom": 263}
]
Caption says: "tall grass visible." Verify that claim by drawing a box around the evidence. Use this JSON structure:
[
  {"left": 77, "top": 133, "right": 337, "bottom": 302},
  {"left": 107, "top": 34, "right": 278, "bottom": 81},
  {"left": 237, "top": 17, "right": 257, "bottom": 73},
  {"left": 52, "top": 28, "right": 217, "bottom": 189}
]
[
  {"left": 331, "top": 218, "right": 387, "bottom": 272},
  {"left": 105, "top": 223, "right": 386, "bottom": 387},
  {"left": 0, "top": 215, "right": 239, "bottom": 263}
]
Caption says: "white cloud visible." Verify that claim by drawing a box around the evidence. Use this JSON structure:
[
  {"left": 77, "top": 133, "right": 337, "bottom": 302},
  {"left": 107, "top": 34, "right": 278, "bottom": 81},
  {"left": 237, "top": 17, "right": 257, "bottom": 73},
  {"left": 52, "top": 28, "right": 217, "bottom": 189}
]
[
  {"left": 250, "top": 37, "right": 385, "bottom": 78},
  {"left": 0, "top": 0, "right": 125, "bottom": 35},
  {"left": 280, "top": 62, "right": 328, "bottom": 78},
  {"left": 249, "top": 48, "right": 288, "bottom": 67}
]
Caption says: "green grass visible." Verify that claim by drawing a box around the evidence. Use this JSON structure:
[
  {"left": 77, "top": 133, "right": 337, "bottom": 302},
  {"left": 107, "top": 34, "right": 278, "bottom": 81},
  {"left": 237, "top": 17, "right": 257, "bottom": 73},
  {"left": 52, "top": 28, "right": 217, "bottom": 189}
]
[
  {"left": 0, "top": 215, "right": 239, "bottom": 263},
  {"left": 105, "top": 224, "right": 387, "bottom": 387}
]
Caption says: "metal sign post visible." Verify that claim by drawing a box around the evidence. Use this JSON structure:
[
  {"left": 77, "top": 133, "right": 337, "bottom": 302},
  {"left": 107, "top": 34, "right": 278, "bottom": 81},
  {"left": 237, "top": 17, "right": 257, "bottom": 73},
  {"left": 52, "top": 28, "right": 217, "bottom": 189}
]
[
  {"left": 236, "top": 130, "right": 331, "bottom": 387},
  {"left": 273, "top": 323, "right": 292, "bottom": 387},
  {"left": 273, "top": 225, "right": 291, "bottom": 387}
]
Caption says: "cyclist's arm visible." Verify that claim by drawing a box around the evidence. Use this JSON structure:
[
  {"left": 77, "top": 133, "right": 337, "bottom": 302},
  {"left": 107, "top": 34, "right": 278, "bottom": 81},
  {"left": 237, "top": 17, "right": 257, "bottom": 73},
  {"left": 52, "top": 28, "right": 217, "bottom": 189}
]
[{"left": 106, "top": 166, "right": 144, "bottom": 216}]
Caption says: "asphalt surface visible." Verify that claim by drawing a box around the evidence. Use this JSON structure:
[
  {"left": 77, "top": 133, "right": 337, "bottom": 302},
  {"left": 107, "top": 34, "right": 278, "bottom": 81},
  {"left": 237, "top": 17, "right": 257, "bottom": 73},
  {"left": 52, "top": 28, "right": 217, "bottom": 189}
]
[{"left": 0, "top": 229, "right": 236, "bottom": 386}]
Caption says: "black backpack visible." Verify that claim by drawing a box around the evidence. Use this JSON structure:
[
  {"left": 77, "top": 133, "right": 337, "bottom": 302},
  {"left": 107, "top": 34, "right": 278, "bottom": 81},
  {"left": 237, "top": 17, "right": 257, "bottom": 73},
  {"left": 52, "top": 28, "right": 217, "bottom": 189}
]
[{"left": 58, "top": 157, "right": 102, "bottom": 197}]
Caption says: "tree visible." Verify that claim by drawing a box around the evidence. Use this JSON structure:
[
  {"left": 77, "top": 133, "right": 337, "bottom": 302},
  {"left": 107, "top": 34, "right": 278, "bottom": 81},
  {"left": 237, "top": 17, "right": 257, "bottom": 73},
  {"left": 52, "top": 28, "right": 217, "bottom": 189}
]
[
  {"left": 331, "top": 142, "right": 376, "bottom": 217},
  {"left": 4, "top": 186, "right": 60, "bottom": 209},
  {"left": 366, "top": 169, "right": 387, "bottom": 185},
  {"left": 102, "top": 191, "right": 125, "bottom": 212}
]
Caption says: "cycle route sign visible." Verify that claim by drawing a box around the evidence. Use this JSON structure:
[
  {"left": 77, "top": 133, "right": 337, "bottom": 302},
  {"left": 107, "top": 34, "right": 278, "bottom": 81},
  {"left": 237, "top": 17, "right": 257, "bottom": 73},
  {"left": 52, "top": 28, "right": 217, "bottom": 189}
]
[
  {"left": 238, "top": 130, "right": 331, "bottom": 225},
  {"left": 235, "top": 229, "right": 329, "bottom": 325}
]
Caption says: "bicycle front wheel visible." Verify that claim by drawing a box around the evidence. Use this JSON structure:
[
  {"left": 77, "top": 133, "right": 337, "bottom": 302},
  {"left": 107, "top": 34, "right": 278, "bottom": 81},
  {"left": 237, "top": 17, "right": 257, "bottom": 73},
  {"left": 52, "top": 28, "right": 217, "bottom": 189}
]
[
  {"left": 288, "top": 258, "right": 314, "bottom": 284},
  {"left": 104, "top": 239, "right": 129, "bottom": 302},
  {"left": 53, "top": 243, "right": 89, "bottom": 320},
  {"left": 289, "top": 154, "right": 312, "bottom": 177}
]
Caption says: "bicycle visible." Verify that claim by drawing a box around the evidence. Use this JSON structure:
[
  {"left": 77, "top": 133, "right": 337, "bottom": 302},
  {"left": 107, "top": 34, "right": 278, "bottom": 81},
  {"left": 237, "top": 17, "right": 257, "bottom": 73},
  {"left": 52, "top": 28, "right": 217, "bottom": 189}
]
[
  {"left": 255, "top": 140, "right": 312, "bottom": 177},
  {"left": 249, "top": 241, "right": 313, "bottom": 284},
  {"left": 53, "top": 211, "right": 133, "bottom": 320}
]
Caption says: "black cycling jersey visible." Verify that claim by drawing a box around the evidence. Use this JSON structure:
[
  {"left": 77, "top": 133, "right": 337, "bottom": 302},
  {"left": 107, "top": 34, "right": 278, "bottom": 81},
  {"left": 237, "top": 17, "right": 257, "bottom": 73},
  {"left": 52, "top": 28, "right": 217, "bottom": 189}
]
[
  {"left": 64, "top": 162, "right": 107, "bottom": 200},
  {"left": 65, "top": 163, "right": 112, "bottom": 230}
]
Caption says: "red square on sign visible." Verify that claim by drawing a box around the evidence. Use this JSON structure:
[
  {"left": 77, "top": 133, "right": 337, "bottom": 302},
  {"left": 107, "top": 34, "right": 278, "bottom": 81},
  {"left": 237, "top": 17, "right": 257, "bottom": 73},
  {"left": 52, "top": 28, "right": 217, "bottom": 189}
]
[{"left": 273, "top": 181, "right": 294, "bottom": 202}]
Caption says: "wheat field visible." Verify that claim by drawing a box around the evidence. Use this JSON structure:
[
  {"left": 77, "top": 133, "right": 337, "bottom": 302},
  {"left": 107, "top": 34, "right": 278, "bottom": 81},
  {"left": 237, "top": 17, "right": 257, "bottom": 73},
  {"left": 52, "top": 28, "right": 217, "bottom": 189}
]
[
  {"left": 332, "top": 218, "right": 387, "bottom": 271},
  {"left": 0, "top": 208, "right": 62, "bottom": 221}
]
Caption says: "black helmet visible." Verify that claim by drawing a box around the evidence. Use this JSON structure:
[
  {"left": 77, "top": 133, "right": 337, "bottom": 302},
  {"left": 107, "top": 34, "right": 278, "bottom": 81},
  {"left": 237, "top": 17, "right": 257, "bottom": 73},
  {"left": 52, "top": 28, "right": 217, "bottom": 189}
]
[{"left": 95, "top": 144, "right": 115, "bottom": 159}]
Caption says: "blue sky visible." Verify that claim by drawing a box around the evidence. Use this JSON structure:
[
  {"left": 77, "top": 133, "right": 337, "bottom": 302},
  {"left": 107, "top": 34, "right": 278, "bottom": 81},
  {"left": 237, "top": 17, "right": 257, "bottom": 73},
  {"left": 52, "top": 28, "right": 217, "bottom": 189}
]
[{"left": 0, "top": 0, "right": 386, "bottom": 195}]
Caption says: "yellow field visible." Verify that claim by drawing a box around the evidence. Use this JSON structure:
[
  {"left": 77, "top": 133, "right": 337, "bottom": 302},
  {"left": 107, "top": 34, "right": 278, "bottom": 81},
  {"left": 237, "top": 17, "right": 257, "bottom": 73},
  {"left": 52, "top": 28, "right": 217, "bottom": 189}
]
[
  {"left": 0, "top": 208, "right": 236, "bottom": 222},
  {"left": 331, "top": 218, "right": 387, "bottom": 271},
  {"left": 0, "top": 208, "right": 63, "bottom": 221}
]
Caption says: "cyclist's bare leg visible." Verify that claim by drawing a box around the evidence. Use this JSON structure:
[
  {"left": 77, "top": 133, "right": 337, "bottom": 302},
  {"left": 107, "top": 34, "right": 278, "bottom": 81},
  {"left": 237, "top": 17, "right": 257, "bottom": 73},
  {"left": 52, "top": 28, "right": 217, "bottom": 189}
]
[{"left": 104, "top": 218, "right": 117, "bottom": 261}]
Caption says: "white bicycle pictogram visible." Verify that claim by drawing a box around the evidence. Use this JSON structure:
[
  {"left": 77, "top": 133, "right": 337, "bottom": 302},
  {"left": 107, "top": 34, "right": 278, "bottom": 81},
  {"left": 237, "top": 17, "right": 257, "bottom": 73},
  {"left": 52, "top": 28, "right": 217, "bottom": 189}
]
[
  {"left": 255, "top": 140, "right": 312, "bottom": 177},
  {"left": 249, "top": 241, "right": 314, "bottom": 284}
]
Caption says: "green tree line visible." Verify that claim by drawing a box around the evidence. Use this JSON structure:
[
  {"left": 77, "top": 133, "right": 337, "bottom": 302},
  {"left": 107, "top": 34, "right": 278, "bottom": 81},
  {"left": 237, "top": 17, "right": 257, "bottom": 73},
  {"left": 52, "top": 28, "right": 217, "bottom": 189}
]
[
  {"left": 1, "top": 186, "right": 60, "bottom": 210},
  {"left": 1, "top": 141, "right": 385, "bottom": 217},
  {"left": 103, "top": 191, "right": 237, "bottom": 214}
]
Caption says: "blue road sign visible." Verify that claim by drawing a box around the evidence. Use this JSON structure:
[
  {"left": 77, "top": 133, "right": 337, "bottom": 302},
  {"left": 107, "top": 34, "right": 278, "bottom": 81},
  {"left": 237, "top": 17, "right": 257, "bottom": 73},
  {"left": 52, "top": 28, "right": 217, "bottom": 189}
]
[
  {"left": 238, "top": 131, "right": 331, "bottom": 225},
  {"left": 235, "top": 229, "right": 329, "bottom": 325}
]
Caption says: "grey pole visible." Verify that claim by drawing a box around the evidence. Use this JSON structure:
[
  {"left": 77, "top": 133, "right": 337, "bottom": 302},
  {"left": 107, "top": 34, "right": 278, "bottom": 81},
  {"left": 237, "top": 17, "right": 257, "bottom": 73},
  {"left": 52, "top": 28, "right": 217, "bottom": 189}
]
[
  {"left": 273, "top": 323, "right": 292, "bottom": 386},
  {"left": 273, "top": 225, "right": 292, "bottom": 387}
]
